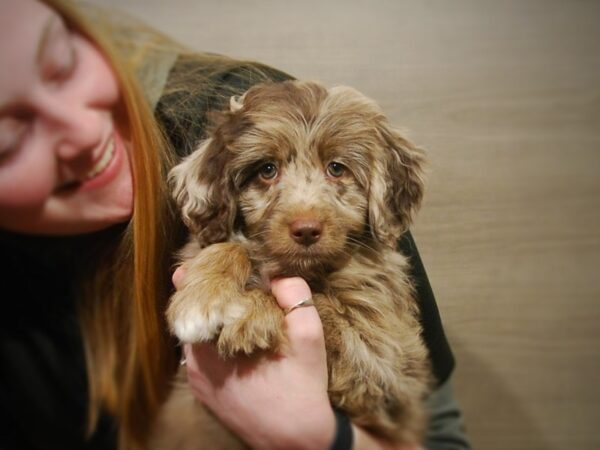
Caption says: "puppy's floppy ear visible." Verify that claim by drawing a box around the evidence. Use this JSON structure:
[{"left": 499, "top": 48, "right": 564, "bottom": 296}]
[
  {"left": 369, "top": 122, "right": 426, "bottom": 247},
  {"left": 169, "top": 137, "right": 237, "bottom": 246}
]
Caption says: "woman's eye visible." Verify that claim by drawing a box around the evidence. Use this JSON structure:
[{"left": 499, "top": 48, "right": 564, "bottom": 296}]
[
  {"left": 44, "top": 45, "right": 77, "bottom": 82},
  {"left": 0, "top": 117, "right": 28, "bottom": 162},
  {"left": 258, "top": 162, "right": 278, "bottom": 181},
  {"left": 327, "top": 161, "right": 346, "bottom": 178},
  {"left": 56, "top": 49, "right": 77, "bottom": 81},
  {"left": 40, "top": 22, "right": 78, "bottom": 83}
]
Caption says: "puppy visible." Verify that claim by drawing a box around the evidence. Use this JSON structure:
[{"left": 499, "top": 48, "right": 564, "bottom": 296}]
[{"left": 152, "top": 80, "right": 431, "bottom": 449}]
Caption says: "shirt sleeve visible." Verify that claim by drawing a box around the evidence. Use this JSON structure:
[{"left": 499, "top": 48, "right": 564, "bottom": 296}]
[
  {"left": 424, "top": 376, "right": 472, "bottom": 450},
  {"left": 398, "top": 231, "right": 455, "bottom": 385}
]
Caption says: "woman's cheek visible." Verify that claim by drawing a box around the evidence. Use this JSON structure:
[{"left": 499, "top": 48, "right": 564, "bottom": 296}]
[{"left": 0, "top": 151, "right": 56, "bottom": 210}]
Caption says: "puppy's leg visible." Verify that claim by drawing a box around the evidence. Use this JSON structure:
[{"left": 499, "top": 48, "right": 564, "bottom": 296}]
[
  {"left": 320, "top": 296, "right": 430, "bottom": 443},
  {"left": 167, "top": 242, "right": 285, "bottom": 356}
]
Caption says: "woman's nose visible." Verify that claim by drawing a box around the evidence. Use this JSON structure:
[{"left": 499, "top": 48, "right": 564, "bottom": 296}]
[{"left": 37, "top": 92, "right": 105, "bottom": 161}]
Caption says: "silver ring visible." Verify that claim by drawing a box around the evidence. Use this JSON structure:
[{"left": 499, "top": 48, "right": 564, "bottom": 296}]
[
  {"left": 284, "top": 297, "right": 315, "bottom": 315},
  {"left": 179, "top": 357, "right": 187, "bottom": 366}
]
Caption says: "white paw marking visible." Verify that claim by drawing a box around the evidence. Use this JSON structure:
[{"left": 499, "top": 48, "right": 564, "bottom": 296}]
[{"left": 172, "top": 302, "right": 247, "bottom": 343}]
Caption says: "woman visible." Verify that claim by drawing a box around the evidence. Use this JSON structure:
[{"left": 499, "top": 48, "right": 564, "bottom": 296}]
[{"left": 0, "top": 0, "right": 469, "bottom": 449}]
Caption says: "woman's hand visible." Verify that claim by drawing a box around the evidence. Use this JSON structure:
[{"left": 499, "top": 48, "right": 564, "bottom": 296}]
[
  {"left": 172, "top": 268, "right": 424, "bottom": 450},
  {"left": 174, "top": 270, "right": 335, "bottom": 450}
]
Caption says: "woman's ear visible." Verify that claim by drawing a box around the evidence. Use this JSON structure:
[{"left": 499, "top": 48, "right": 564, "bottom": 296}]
[
  {"left": 169, "top": 138, "right": 236, "bottom": 246},
  {"left": 369, "top": 122, "right": 426, "bottom": 247}
]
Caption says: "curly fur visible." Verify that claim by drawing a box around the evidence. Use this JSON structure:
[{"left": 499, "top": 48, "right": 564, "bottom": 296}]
[{"left": 151, "top": 80, "right": 431, "bottom": 449}]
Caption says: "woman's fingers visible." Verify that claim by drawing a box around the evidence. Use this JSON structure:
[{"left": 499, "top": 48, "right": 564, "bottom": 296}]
[
  {"left": 270, "top": 277, "right": 326, "bottom": 366},
  {"left": 171, "top": 265, "right": 186, "bottom": 290},
  {"left": 182, "top": 342, "right": 233, "bottom": 399}
]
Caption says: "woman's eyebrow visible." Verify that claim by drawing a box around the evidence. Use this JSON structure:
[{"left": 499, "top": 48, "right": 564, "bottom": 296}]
[{"left": 35, "top": 15, "right": 60, "bottom": 69}]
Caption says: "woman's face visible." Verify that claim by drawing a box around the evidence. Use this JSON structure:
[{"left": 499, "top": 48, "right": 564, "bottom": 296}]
[{"left": 0, "top": 0, "right": 133, "bottom": 235}]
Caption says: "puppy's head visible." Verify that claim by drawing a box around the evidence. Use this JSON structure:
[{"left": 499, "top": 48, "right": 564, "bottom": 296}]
[{"left": 170, "top": 81, "right": 425, "bottom": 273}]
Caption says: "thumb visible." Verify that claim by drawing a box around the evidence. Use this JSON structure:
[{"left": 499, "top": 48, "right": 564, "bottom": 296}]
[
  {"left": 270, "top": 277, "right": 312, "bottom": 310},
  {"left": 172, "top": 265, "right": 186, "bottom": 290},
  {"left": 270, "top": 277, "right": 325, "bottom": 357}
]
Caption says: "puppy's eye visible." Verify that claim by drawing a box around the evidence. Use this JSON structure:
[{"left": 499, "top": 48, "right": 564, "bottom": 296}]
[
  {"left": 327, "top": 161, "right": 346, "bottom": 178},
  {"left": 258, "top": 162, "right": 278, "bottom": 181}
]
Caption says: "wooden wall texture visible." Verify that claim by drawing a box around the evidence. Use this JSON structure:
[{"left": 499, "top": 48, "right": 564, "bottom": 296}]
[{"left": 91, "top": 1, "right": 600, "bottom": 448}]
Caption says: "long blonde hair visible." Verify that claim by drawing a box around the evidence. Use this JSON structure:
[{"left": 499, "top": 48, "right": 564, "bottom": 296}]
[{"left": 43, "top": 1, "right": 179, "bottom": 448}]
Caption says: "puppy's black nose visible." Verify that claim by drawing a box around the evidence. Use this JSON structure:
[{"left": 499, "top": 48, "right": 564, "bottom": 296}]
[{"left": 290, "top": 219, "right": 322, "bottom": 246}]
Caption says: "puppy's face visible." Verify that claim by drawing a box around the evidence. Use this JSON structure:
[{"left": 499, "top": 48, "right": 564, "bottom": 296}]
[
  {"left": 233, "top": 97, "right": 371, "bottom": 272},
  {"left": 171, "top": 81, "right": 425, "bottom": 275}
]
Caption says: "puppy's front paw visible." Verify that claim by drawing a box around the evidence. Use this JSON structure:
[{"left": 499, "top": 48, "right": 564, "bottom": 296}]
[
  {"left": 216, "top": 294, "right": 286, "bottom": 356},
  {"left": 167, "top": 242, "right": 253, "bottom": 344},
  {"left": 168, "top": 288, "right": 248, "bottom": 344},
  {"left": 167, "top": 243, "right": 285, "bottom": 356}
]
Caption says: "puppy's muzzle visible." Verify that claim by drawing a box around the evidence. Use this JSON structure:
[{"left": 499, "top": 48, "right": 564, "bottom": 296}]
[{"left": 289, "top": 218, "right": 322, "bottom": 246}]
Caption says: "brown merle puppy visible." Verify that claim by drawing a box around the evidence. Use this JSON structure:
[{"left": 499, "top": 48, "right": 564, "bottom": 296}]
[{"left": 153, "top": 80, "right": 431, "bottom": 449}]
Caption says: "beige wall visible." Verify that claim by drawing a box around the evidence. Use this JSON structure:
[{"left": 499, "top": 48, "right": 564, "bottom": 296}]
[{"left": 90, "top": 1, "right": 600, "bottom": 448}]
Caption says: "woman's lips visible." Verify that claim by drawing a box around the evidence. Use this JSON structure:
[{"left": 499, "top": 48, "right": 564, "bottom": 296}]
[
  {"left": 79, "top": 130, "right": 126, "bottom": 193},
  {"left": 55, "top": 130, "right": 126, "bottom": 195},
  {"left": 85, "top": 137, "right": 115, "bottom": 180}
]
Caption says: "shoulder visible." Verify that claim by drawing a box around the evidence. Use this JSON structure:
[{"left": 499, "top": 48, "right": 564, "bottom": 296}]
[{"left": 156, "top": 54, "right": 293, "bottom": 158}]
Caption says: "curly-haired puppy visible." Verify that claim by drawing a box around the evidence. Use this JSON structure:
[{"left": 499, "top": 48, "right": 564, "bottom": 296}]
[{"left": 152, "top": 80, "right": 431, "bottom": 449}]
